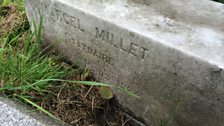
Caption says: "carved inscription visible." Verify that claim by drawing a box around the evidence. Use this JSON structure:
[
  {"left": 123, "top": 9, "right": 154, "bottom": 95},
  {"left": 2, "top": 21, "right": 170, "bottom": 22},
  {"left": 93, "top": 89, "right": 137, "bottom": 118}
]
[
  {"left": 77, "top": 41, "right": 114, "bottom": 65},
  {"left": 36, "top": 4, "right": 85, "bottom": 32},
  {"left": 37, "top": 2, "right": 149, "bottom": 62},
  {"left": 65, "top": 32, "right": 114, "bottom": 65},
  {"left": 53, "top": 9, "right": 84, "bottom": 32},
  {"left": 95, "top": 27, "right": 149, "bottom": 59}
]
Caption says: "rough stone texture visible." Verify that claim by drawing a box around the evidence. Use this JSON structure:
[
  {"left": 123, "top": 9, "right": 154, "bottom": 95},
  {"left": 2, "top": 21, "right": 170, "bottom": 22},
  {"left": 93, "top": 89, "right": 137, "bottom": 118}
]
[
  {"left": 25, "top": 0, "right": 224, "bottom": 126},
  {"left": 0, "top": 97, "right": 67, "bottom": 126}
]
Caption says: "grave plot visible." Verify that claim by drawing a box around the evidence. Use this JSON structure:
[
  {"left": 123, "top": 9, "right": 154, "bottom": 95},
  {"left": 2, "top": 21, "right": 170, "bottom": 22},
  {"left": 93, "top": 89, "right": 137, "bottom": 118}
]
[{"left": 25, "top": 0, "right": 224, "bottom": 126}]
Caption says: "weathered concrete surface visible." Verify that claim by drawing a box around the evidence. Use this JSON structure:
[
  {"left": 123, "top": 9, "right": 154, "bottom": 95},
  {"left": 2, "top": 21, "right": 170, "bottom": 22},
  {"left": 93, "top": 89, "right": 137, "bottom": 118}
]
[
  {"left": 0, "top": 97, "right": 67, "bottom": 126},
  {"left": 25, "top": 0, "right": 224, "bottom": 126}
]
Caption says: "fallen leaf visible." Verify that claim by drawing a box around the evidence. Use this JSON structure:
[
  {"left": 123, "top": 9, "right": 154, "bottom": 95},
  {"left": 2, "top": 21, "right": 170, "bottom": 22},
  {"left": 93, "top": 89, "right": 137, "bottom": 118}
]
[{"left": 98, "top": 86, "right": 113, "bottom": 100}]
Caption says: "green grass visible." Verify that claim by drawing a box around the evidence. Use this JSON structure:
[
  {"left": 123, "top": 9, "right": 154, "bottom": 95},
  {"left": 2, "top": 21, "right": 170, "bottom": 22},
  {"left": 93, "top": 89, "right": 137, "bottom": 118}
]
[
  {"left": 1, "top": 0, "right": 24, "bottom": 12},
  {"left": 0, "top": 13, "right": 73, "bottom": 119},
  {"left": 0, "top": 23, "right": 68, "bottom": 96}
]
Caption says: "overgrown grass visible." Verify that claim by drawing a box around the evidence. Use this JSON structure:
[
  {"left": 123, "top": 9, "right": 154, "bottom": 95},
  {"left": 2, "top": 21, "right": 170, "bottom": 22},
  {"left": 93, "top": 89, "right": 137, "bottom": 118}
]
[{"left": 0, "top": 11, "right": 74, "bottom": 119}]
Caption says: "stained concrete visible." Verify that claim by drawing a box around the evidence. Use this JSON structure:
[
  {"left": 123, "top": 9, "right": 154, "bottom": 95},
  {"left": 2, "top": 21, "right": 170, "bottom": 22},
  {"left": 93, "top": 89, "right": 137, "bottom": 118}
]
[
  {"left": 25, "top": 0, "right": 224, "bottom": 126},
  {"left": 0, "top": 97, "right": 67, "bottom": 126}
]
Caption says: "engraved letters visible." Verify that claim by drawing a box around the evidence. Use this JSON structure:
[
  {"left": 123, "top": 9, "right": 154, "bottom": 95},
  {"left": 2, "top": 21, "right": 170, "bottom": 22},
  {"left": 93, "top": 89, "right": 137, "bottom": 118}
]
[
  {"left": 49, "top": 8, "right": 84, "bottom": 32},
  {"left": 39, "top": 3, "right": 149, "bottom": 64},
  {"left": 65, "top": 32, "right": 114, "bottom": 65},
  {"left": 95, "top": 27, "right": 149, "bottom": 59},
  {"left": 78, "top": 41, "right": 114, "bottom": 65}
]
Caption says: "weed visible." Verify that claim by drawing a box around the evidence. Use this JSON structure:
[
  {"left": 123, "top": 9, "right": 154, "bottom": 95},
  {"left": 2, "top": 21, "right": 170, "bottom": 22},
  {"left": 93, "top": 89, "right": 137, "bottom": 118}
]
[{"left": 0, "top": 13, "right": 74, "bottom": 120}]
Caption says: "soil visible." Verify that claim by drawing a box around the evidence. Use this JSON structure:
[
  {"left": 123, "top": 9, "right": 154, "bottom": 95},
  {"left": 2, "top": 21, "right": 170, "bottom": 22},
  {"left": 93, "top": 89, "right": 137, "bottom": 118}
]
[{"left": 28, "top": 67, "right": 133, "bottom": 126}]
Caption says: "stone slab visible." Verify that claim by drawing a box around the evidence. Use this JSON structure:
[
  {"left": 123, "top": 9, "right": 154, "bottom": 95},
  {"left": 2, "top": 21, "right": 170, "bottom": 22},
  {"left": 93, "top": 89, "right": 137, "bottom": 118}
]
[
  {"left": 0, "top": 97, "right": 67, "bottom": 126},
  {"left": 25, "top": 0, "right": 224, "bottom": 126}
]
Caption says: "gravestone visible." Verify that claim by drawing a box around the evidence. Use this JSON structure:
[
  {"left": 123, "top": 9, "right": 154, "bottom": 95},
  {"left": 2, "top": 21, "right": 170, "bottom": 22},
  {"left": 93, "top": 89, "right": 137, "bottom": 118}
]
[{"left": 25, "top": 0, "right": 224, "bottom": 126}]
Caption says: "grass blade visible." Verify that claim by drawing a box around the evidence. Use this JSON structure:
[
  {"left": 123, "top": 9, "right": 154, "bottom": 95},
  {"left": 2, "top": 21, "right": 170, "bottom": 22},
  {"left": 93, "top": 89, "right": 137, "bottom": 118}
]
[{"left": 18, "top": 95, "right": 61, "bottom": 121}]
